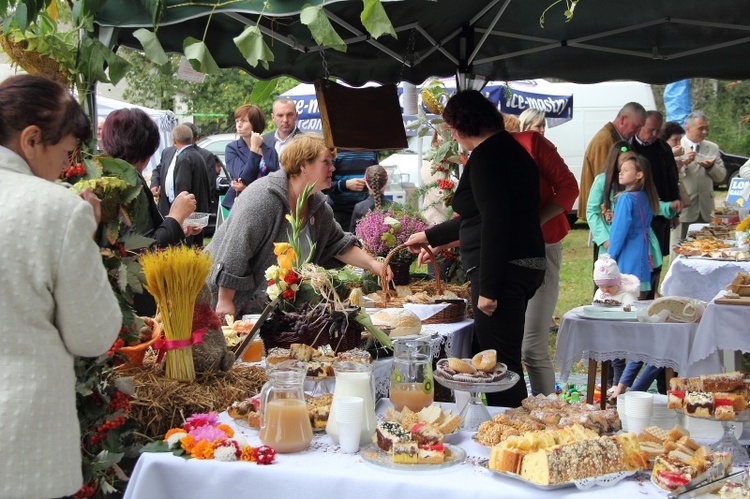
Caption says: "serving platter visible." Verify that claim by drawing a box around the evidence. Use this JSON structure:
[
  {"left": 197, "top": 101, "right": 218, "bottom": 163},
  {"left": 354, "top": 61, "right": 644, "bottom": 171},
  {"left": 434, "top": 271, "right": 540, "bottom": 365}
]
[
  {"left": 481, "top": 461, "right": 636, "bottom": 490},
  {"left": 359, "top": 443, "right": 466, "bottom": 472},
  {"left": 577, "top": 305, "right": 639, "bottom": 321}
]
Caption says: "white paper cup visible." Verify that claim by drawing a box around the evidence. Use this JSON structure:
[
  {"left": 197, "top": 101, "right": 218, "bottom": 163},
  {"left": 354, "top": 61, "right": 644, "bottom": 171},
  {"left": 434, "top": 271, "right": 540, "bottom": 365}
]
[
  {"left": 617, "top": 394, "right": 628, "bottom": 431},
  {"left": 624, "top": 391, "right": 654, "bottom": 418},
  {"left": 338, "top": 420, "right": 362, "bottom": 453},
  {"left": 454, "top": 390, "right": 470, "bottom": 414},
  {"left": 336, "top": 396, "right": 364, "bottom": 423},
  {"left": 627, "top": 415, "right": 652, "bottom": 435}
]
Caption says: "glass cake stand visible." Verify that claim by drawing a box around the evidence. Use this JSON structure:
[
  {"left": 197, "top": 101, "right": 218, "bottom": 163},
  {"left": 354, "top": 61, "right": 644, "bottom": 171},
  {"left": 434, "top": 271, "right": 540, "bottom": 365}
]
[
  {"left": 434, "top": 370, "right": 521, "bottom": 431},
  {"left": 675, "top": 408, "right": 750, "bottom": 464}
]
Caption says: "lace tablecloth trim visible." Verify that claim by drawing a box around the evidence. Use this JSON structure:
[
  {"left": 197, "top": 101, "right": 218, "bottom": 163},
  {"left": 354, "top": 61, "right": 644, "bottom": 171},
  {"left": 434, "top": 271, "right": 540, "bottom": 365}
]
[
  {"left": 559, "top": 350, "right": 681, "bottom": 381},
  {"left": 573, "top": 470, "right": 636, "bottom": 489}
]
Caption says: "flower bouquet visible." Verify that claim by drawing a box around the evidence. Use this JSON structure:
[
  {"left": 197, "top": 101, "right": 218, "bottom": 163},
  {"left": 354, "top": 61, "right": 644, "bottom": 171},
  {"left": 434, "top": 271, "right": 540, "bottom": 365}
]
[
  {"left": 141, "top": 412, "right": 276, "bottom": 464},
  {"left": 355, "top": 206, "right": 428, "bottom": 285},
  {"left": 259, "top": 183, "right": 392, "bottom": 353}
]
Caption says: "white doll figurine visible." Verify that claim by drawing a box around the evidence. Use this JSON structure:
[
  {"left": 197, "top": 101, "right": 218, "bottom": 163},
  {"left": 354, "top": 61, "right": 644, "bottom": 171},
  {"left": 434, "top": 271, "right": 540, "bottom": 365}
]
[{"left": 593, "top": 253, "right": 640, "bottom": 307}]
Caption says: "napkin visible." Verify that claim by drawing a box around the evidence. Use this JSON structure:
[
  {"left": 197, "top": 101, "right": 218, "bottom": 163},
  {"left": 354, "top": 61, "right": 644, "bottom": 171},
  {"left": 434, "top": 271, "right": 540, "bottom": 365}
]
[{"left": 402, "top": 303, "right": 450, "bottom": 321}]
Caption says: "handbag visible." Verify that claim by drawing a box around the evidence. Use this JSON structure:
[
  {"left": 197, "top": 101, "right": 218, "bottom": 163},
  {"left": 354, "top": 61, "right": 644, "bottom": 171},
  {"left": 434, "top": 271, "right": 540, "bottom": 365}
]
[{"left": 678, "top": 180, "right": 692, "bottom": 207}]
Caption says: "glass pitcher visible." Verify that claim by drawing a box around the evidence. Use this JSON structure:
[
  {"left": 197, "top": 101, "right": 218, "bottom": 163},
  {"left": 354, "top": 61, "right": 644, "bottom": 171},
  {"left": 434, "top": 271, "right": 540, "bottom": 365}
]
[
  {"left": 258, "top": 360, "right": 313, "bottom": 453},
  {"left": 389, "top": 336, "right": 434, "bottom": 412},
  {"left": 326, "top": 360, "right": 377, "bottom": 446}
]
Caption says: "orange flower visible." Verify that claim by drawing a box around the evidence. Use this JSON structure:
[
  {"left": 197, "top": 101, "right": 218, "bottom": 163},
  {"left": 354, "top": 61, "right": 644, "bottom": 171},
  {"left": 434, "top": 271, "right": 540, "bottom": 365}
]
[
  {"left": 240, "top": 446, "right": 256, "bottom": 462},
  {"left": 277, "top": 248, "right": 296, "bottom": 271},
  {"left": 180, "top": 434, "right": 197, "bottom": 454},
  {"left": 216, "top": 424, "right": 234, "bottom": 438},
  {"left": 164, "top": 428, "right": 185, "bottom": 441},
  {"left": 190, "top": 440, "right": 215, "bottom": 459}
]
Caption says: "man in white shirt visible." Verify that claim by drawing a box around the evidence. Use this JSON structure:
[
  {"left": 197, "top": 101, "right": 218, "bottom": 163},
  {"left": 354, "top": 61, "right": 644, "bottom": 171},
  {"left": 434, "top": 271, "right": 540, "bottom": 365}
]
[
  {"left": 262, "top": 97, "right": 303, "bottom": 157},
  {"left": 674, "top": 111, "right": 726, "bottom": 241}
]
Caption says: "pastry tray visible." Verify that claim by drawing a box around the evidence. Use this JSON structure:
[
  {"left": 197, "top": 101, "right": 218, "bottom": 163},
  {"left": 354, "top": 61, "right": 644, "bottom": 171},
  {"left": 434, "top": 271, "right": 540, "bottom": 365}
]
[
  {"left": 668, "top": 469, "right": 746, "bottom": 498},
  {"left": 481, "top": 460, "right": 636, "bottom": 490},
  {"left": 360, "top": 443, "right": 466, "bottom": 472}
]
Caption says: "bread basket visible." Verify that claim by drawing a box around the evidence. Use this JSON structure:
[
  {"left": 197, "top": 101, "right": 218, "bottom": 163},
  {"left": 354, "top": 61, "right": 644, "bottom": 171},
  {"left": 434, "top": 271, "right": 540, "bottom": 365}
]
[{"left": 378, "top": 243, "right": 467, "bottom": 324}]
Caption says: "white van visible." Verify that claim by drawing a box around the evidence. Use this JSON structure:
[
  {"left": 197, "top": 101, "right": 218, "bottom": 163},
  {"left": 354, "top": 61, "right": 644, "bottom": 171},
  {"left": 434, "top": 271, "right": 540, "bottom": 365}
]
[{"left": 380, "top": 80, "right": 656, "bottom": 219}]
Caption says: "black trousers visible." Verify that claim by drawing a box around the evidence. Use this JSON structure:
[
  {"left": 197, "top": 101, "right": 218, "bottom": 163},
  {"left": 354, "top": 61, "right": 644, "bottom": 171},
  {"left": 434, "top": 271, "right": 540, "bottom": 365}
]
[{"left": 469, "top": 264, "right": 545, "bottom": 408}]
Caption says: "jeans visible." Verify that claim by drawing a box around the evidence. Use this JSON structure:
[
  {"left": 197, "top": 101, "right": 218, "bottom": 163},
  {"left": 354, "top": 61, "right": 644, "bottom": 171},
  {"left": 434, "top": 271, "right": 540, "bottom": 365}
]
[
  {"left": 469, "top": 263, "right": 545, "bottom": 408},
  {"left": 620, "top": 361, "right": 665, "bottom": 392}
]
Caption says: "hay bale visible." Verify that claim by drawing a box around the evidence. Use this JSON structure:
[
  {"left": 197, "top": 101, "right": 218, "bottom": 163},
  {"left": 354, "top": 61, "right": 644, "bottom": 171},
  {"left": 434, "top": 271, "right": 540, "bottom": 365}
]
[{"left": 115, "top": 353, "right": 266, "bottom": 440}]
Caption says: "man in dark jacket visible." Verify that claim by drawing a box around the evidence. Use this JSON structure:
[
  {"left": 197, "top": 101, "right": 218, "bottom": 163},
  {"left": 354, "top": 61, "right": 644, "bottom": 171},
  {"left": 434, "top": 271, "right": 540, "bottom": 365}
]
[
  {"left": 151, "top": 125, "right": 211, "bottom": 246},
  {"left": 186, "top": 122, "right": 220, "bottom": 217}
]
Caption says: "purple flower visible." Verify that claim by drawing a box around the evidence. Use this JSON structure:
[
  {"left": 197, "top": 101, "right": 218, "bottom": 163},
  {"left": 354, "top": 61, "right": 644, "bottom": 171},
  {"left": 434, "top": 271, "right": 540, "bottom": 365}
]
[{"left": 355, "top": 208, "right": 428, "bottom": 259}]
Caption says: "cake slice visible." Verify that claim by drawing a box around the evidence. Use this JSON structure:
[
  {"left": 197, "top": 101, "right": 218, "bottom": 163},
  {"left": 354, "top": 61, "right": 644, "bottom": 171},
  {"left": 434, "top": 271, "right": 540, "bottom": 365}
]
[
  {"left": 392, "top": 441, "right": 418, "bottom": 464},
  {"left": 685, "top": 392, "right": 714, "bottom": 418},
  {"left": 701, "top": 372, "right": 745, "bottom": 393},
  {"left": 410, "top": 423, "right": 444, "bottom": 445},
  {"left": 417, "top": 444, "right": 445, "bottom": 464},
  {"left": 667, "top": 390, "right": 686, "bottom": 410},
  {"left": 639, "top": 425, "right": 669, "bottom": 445},
  {"left": 374, "top": 422, "right": 412, "bottom": 453}
]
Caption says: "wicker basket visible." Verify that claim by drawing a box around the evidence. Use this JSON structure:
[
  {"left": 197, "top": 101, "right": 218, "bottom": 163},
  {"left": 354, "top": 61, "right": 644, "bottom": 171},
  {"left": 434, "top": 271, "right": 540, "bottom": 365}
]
[
  {"left": 377, "top": 243, "right": 467, "bottom": 323},
  {"left": 259, "top": 308, "right": 362, "bottom": 354}
]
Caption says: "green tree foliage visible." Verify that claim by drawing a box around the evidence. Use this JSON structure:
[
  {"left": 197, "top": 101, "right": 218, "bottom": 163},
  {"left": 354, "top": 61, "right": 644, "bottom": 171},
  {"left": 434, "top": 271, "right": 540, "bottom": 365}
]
[
  {"left": 120, "top": 48, "right": 298, "bottom": 135},
  {"left": 692, "top": 79, "right": 750, "bottom": 156}
]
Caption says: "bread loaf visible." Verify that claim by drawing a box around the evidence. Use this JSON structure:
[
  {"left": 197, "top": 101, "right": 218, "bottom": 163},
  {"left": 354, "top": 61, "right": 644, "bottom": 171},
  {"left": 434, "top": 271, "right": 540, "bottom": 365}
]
[
  {"left": 371, "top": 308, "right": 422, "bottom": 337},
  {"left": 646, "top": 297, "right": 706, "bottom": 323}
]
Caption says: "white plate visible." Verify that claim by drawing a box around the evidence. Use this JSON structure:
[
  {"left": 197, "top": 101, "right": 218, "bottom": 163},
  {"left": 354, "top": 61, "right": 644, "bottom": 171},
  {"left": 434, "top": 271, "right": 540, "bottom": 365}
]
[
  {"left": 359, "top": 443, "right": 466, "bottom": 472},
  {"left": 577, "top": 309, "right": 639, "bottom": 321}
]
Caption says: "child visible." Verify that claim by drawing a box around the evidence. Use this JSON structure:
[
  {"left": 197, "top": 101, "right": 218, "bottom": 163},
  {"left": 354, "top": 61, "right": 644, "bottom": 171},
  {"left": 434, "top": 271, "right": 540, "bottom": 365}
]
[
  {"left": 349, "top": 164, "right": 393, "bottom": 232},
  {"left": 592, "top": 253, "right": 640, "bottom": 306},
  {"left": 607, "top": 154, "right": 661, "bottom": 298}
]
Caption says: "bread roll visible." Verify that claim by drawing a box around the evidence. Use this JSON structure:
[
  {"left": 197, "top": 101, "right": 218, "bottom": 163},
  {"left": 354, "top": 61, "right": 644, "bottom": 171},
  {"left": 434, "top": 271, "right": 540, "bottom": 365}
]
[
  {"left": 447, "top": 357, "right": 476, "bottom": 374},
  {"left": 472, "top": 349, "right": 497, "bottom": 371}
]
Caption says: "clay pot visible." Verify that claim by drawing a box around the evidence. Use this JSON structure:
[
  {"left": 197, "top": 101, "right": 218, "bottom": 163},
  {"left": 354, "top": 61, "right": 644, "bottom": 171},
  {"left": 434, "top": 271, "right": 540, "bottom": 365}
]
[{"left": 117, "top": 317, "right": 162, "bottom": 367}]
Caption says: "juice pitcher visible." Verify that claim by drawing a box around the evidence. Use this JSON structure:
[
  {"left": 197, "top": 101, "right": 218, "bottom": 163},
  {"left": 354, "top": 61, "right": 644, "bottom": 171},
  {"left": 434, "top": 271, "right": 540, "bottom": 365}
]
[
  {"left": 326, "top": 360, "right": 376, "bottom": 446},
  {"left": 259, "top": 360, "right": 313, "bottom": 453},
  {"left": 389, "top": 336, "right": 434, "bottom": 412}
]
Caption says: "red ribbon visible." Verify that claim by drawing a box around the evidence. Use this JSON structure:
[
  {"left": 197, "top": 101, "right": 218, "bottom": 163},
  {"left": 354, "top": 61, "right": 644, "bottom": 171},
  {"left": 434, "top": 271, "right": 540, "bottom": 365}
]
[{"left": 155, "top": 328, "right": 208, "bottom": 363}]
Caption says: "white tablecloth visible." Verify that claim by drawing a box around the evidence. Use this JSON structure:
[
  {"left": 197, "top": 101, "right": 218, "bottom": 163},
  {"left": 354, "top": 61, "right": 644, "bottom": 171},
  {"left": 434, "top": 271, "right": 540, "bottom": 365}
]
[
  {"left": 689, "top": 291, "right": 750, "bottom": 368},
  {"left": 661, "top": 255, "right": 750, "bottom": 302},
  {"left": 123, "top": 401, "right": 668, "bottom": 499},
  {"left": 553, "top": 307, "right": 721, "bottom": 379}
]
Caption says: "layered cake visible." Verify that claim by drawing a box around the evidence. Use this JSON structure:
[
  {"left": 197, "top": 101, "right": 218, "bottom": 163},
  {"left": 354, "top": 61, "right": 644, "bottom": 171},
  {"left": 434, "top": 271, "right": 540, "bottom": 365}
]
[
  {"left": 519, "top": 437, "right": 625, "bottom": 485},
  {"left": 417, "top": 444, "right": 446, "bottom": 464},
  {"left": 392, "top": 441, "right": 418, "bottom": 464},
  {"left": 374, "top": 422, "right": 411, "bottom": 452},
  {"left": 410, "top": 423, "right": 443, "bottom": 445},
  {"left": 685, "top": 392, "right": 714, "bottom": 418}
]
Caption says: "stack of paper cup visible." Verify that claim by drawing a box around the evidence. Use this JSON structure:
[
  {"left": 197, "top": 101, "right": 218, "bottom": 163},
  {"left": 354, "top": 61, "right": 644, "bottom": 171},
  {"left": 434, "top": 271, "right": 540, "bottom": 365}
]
[
  {"left": 617, "top": 394, "right": 628, "bottom": 431},
  {"left": 625, "top": 391, "right": 654, "bottom": 434},
  {"left": 336, "top": 396, "right": 364, "bottom": 453}
]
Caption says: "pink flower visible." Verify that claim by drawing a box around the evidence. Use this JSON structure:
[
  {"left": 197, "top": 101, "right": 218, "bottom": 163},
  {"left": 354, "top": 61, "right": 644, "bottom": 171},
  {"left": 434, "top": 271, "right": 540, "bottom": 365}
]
[
  {"left": 189, "top": 424, "right": 229, "bottom": 443},
  {"left": 183, "top": 412, "right": 218, "bottom": 432}
]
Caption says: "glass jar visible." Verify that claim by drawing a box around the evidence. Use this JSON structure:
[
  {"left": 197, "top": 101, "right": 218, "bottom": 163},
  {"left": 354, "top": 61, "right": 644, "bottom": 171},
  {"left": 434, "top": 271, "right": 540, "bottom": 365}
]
[
  {"left": 326, "top": 360, "right": 376, "bottom": 446},
  {"left": 258, "top": 360, "right": 313, "bottom": 453},
  {"left": 389, "top": 336, "right": 434, "bottom": 412}
]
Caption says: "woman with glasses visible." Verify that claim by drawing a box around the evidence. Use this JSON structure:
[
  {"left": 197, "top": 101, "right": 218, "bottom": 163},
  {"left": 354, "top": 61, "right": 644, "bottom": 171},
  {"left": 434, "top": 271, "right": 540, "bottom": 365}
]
[{"left": 223, "top": 104, "right": 280, "bottom": 210}]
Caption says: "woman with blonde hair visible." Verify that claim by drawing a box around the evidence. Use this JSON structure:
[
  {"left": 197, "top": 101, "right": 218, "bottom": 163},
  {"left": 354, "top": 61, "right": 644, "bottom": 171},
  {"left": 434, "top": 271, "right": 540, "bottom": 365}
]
[
  {"left": 519, "top": 108, "right": 546, "bottom": 135},
  {"left": 207, "top": 134, "right": 392, "bottom": 317}
]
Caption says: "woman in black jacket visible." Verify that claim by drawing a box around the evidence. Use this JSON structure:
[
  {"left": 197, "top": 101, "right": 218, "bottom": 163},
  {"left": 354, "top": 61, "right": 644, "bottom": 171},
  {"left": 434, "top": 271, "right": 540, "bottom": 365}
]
[{"left": 406, "top": 91, "right": 546, "bottom": 407}]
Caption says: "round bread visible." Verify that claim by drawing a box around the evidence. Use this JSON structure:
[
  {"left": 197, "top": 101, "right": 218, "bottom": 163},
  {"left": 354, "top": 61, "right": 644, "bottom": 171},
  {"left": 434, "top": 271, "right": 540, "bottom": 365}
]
[
  {"left": 371, "top": 308, "right": 422, "bottom": 337},
  {"left": 447, "top": 357, "right": 476, "bottom": 374},
  {"left": 646, "top": 296, "right": 706, "bottom": 323},
  {"left": 472, "top": 349, "right": 497, "bottom": 372}
]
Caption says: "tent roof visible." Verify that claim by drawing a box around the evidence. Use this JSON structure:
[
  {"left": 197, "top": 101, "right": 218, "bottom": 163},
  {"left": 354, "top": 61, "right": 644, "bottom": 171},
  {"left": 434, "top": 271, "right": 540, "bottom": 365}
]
[{"left": 95, "top": 0, "right": 750, "bottom": 85}]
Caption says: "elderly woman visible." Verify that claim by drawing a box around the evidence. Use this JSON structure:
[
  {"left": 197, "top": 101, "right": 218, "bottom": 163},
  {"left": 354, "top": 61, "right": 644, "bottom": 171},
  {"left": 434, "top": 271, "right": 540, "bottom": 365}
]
[
  {"left": 406, "top": 90, "right": 546, "bottom": 408},
  {"left": 100, "top": 108, "right": 198, "bottom": 248},
  {"left": 222, "top": 103, "right": 280, "bottom": 210},
  {"left": 208, "top": 134, "right": 391, "bottom": 318},
  {"left": 0, "top": 75, "right": 121, "bottom": 498}
]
